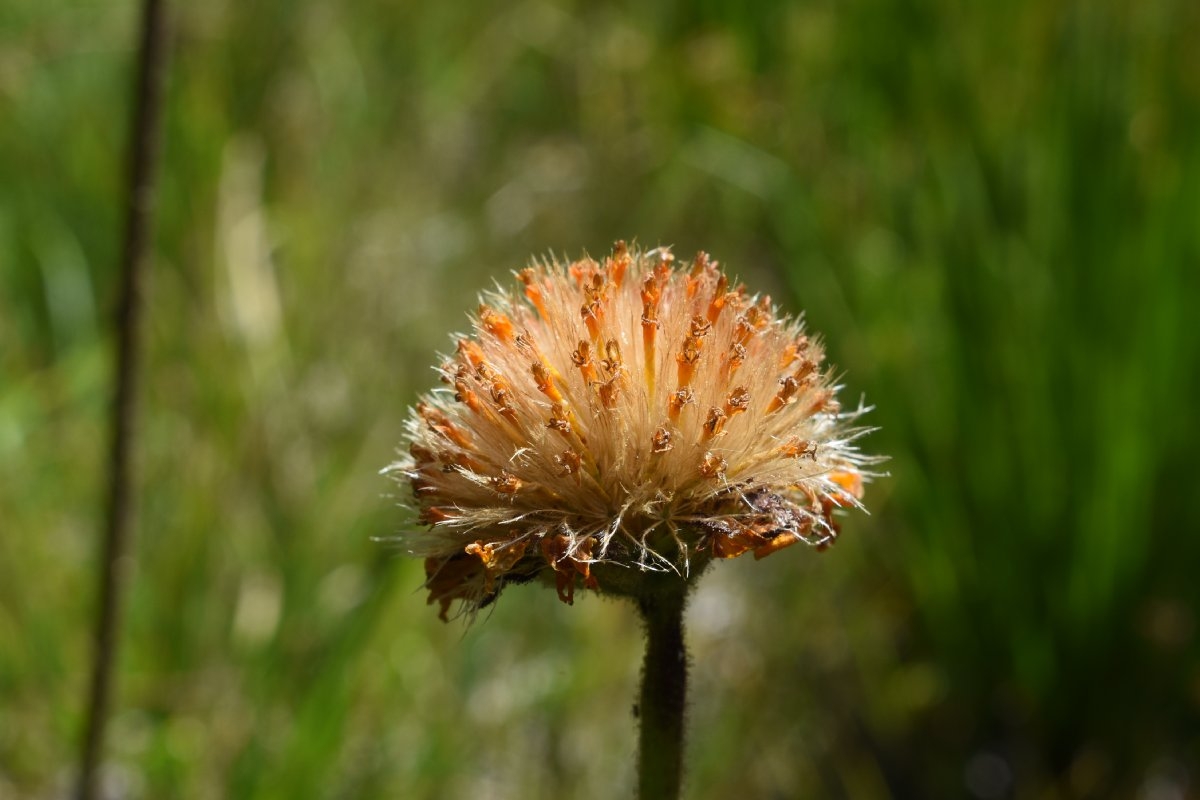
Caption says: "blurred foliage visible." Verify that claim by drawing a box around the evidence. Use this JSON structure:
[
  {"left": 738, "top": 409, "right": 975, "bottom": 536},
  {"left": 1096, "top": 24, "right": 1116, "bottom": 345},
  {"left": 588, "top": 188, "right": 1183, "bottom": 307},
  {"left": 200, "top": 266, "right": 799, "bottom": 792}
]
[{"left": 2, "top": 0, "right": 1199, "bottom": 797}]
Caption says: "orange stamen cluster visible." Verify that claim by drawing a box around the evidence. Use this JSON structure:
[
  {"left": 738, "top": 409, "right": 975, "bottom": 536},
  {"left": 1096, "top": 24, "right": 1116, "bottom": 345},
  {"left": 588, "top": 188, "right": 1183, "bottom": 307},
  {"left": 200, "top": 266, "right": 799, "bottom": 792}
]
[{"left": 387, "top": 242, "right": 874, "bottom": 620}]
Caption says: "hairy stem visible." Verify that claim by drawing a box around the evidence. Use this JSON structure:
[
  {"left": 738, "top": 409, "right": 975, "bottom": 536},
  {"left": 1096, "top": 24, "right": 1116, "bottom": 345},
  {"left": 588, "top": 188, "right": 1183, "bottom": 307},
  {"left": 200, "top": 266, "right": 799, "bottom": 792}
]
[
  {"left": 77, "top": 0, "right": 169, "bottom": 797},
  {"left": 636, "top": 585, "right": 689, "bottom": 800}
]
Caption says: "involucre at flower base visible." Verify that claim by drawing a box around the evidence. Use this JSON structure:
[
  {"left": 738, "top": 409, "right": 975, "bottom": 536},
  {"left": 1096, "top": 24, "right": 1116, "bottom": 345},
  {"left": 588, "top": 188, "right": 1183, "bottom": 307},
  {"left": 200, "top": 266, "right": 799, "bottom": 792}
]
[{"left": 384, "top": 243, "right": 875, "bottom": 620}]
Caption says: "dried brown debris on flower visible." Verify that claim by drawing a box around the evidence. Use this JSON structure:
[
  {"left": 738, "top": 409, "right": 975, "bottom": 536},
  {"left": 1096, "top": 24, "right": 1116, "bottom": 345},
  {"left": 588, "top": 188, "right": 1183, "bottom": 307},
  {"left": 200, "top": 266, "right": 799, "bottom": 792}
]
[{"left": 384, "top": 243, "right": 878, "bottom": 620}]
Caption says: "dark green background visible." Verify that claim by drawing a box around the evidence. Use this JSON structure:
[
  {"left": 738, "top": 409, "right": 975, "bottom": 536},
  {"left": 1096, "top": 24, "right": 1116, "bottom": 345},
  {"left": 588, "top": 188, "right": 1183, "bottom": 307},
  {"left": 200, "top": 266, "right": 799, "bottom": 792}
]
[{"left": 2, "top": 0, "right": 1198, "bottom": 797}]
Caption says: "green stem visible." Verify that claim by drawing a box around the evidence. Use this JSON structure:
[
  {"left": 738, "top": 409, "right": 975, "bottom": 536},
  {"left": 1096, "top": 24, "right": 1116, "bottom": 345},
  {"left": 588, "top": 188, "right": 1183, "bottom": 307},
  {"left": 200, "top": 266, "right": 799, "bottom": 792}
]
[{"left": 636, "top": 585, "right": 688, "bottom": 800}]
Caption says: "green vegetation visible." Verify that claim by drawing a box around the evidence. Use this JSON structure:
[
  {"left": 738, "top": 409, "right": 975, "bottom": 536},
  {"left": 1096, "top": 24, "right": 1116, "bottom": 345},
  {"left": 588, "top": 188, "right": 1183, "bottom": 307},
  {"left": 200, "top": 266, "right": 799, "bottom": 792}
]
[{"left": 2, "top": 0, "right": 1198, "bottom": 796}]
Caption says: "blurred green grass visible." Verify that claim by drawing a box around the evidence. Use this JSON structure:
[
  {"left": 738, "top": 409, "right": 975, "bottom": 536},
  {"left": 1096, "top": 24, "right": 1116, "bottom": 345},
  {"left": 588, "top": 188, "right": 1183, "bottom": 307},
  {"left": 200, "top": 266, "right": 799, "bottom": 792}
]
[{"left": 2, "top": 0, "right": 1199, "bottom": 797}]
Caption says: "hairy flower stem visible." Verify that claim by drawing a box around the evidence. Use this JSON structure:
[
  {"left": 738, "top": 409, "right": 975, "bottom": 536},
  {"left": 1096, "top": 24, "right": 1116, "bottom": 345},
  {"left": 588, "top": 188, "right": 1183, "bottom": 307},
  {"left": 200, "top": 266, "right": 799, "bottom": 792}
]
[{"left": 636, "top": 584, "right": 689, "bottom": 800}]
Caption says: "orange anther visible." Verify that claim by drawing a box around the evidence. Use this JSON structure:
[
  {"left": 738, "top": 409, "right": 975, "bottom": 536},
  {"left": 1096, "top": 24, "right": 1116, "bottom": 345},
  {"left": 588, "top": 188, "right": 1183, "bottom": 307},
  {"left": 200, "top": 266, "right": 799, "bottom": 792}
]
[
  {"left": 478, "top": 305, "right": 515, "bottom": 342},
  {"left": 766, "top": 376, "right": 800, "bottom": 414},
  {"left": 555, "top": 449, "right": 582, "bottom": 483},
  {"left": 569, "top": 258, "right": 600, "bottom": 288},
  {"left": 541, "top": 534, "right": 582, "bottom": 605},
  {"left": 779, "top": 438, "right": 818, "bottom": 460},
  {"left": 651, "top": 426, "right": 674, "bottom": 453},
  {"left": 668, "top": 387, "right": 695, "bottom": 421},
  {"left": 753, "top": 531, "right": 803, "bottom": 560},
  {"left": 531, "top": 361, "right": 563, "bottom": 403},
  {"left": 453, "top": 378, "right": 484, "bottom": 414},
  {"left": 792, "top": 357, "right": 818, "bottom": 386},
  {"left": 457, "top": 339, "right": 487, "bottom": 370},
  {"left": 676, "top": 337, "right": 701, "bottom": 387},
  {"left": 518, "top": 269, "right": 549, "bottom": 319},
  {"left": 572, "top": 340, "right": 598, "bottom": 384},
  {"left": 465, "top": 539, "right": 529, "bottom": 592},
  {"left": 547, "top": 403, "right": 572, "bottom": 436},
  {"left": 602, "top": 339, "right": 623, "bottom": 373},
  {"left": 608, "top": 241, "right": 630, "bottom": 288},
  {"left": 780, "top": 335, "right": 810, "bottom": 369},
  {"left": 699, "top": 451, "right": 727, "bottom": 479},
  {"left": 805, "top": 389, "right": 834, "bottom": 415},
  {"left": 597, "top": 375, "right": 621, "bottom": 409},
  {"left": 488, "top": 377, "right": 511, "bottom": 406},
  {"left": 722, "top": 342, "right": 748, "bottom": 381},
  {"left": 489, "top": 471, "right": 522, "bottom": 494},
  {"left": 418, "top": 403, "right": 475, "bottom": 449},
  {"left": 702, "top": 407, "right": 728, "bottom": 439},
  {"left": 735, "top": 305, "right": 769, "bottom": 345},
  {"left": 706, "top": 274, "right": 729, "bottom": 324},
  {"left": 828, "top": 471, "right": 863, "bottom": 505},
  {"left": 581, "top": 300, "right": 603, "bottom": 340},
  {"left": 724, "top": 386, "right": 751, "bottom": 418}
]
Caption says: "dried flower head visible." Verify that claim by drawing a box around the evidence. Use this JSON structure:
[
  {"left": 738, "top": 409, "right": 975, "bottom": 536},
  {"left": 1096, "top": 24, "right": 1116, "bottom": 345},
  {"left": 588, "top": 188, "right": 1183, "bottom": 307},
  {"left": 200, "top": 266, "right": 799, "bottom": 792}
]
[{"left": 385, "top": 243, "right": 877, "bottom": 620}]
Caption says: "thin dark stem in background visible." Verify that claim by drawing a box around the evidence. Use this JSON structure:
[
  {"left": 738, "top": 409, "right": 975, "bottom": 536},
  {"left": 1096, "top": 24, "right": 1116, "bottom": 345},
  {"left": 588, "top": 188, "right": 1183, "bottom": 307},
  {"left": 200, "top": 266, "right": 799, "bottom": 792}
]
[
  {"left": 636, "top": 588, "right": 689, "bottom": 800},
  {"left": 77, "top": 0, "right": 169, "bottom": 798}
]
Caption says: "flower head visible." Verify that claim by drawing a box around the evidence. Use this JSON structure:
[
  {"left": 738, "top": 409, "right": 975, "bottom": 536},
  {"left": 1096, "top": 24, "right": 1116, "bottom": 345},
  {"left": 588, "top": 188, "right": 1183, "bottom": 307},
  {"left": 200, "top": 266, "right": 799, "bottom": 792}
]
[{"left": 385, "top": 243, "right": 876, "bottom": 620}]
